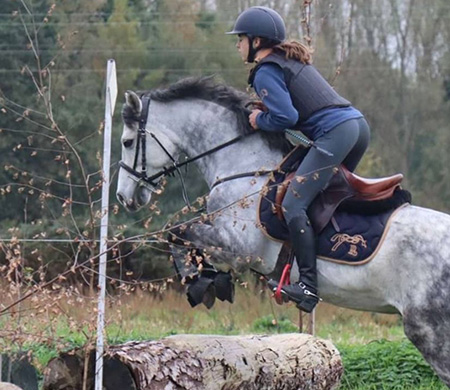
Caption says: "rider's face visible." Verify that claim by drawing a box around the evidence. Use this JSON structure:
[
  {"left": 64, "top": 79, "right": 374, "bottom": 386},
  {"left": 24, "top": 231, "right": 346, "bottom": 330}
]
[{"left": 236, "top": 34, "right": 249, "bottom": 62}]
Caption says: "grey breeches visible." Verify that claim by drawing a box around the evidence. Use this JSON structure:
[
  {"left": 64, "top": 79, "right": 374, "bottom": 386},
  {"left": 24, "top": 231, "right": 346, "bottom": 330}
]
[{"left": 282, "top": 117, "right": 370, "bottom": 225}]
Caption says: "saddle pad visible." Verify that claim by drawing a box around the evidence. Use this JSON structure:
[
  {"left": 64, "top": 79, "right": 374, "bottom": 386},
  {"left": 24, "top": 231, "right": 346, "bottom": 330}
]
[
  {"left": 258, "top": 190, "right": 409, "bottom": 265},
  {"left": 317, "top": 205, "right": 407, "bottom": 264}
]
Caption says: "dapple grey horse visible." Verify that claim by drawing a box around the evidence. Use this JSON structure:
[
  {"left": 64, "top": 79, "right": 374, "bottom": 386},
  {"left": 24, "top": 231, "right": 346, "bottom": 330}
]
[{"left": 116, "top": 77, "right": 450, "bottom": 387}]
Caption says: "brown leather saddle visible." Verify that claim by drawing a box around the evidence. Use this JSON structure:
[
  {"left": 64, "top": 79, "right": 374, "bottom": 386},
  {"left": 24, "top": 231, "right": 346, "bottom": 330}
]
[{"left": 272, "top": 149, "right": 403, "bottom": 233}]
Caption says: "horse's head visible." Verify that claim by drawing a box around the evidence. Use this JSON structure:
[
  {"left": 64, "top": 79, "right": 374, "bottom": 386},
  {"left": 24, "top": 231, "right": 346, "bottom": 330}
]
[
  {"left": 116, "top": 77, "right": 290, "bottom": 212},
  {"left": 116, "top": 90, "right": 180, "bottom": 212}
]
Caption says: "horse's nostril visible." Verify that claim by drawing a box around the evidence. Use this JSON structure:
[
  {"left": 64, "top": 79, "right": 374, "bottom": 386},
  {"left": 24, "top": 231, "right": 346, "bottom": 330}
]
[{"left": 117, "top": 193, "right": 125, "bottom": 204}]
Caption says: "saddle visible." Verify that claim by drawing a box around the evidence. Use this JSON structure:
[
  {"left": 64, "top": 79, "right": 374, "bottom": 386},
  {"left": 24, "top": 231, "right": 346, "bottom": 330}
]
[
  {"left": 276, "top": 165, "right": 403, "bottom": 233},
  {"left": 270, "top": 145, "right": 404, "bottom": 233},
  {"left": 258, "top": 144, "right": 411, "bottom": 269}
]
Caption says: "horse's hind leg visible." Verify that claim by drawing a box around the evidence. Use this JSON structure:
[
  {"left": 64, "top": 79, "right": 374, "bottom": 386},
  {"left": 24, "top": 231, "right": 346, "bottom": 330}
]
[{"left": 403, "top": 305, "right": 450, "bottom": 387}]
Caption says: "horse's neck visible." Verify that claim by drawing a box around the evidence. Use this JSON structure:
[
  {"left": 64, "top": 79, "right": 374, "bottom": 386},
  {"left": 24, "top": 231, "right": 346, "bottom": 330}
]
[
  {"left": 158, "top": 100, "right": 284, "bottom": 188},
  {"left": 196, "top": 133, "right": 282, "bottom": 188}
]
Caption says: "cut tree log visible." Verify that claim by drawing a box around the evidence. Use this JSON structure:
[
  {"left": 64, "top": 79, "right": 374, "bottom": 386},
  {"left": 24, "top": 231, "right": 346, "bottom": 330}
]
[
  {"left": 0, "top": 353, "right": 38, "bottom": 390},
  {"left": 43, "top": 333, "right": 343, "bottom": 390},
  {"left": 0, "top": 383, "right": 24, "bottom": 390}
]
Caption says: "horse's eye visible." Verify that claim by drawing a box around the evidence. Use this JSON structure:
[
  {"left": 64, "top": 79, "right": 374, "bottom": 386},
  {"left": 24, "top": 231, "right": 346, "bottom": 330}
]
[{"left": 123, "top": 139, "right": 133, "bottom": 148}]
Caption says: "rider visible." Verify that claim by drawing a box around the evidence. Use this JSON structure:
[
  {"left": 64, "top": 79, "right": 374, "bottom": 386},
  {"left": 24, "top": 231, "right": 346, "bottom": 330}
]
[{"left": 227, "top": 6, "right": 371, "bottom": 313}]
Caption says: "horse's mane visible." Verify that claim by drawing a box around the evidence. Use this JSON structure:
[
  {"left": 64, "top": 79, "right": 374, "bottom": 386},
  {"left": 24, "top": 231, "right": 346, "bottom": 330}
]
[
  {"left": 125, "top": 76, "right": 293, "bottom": 154},
  {"left": 151, "top": 76, "right": 251, "bottom": 132}
]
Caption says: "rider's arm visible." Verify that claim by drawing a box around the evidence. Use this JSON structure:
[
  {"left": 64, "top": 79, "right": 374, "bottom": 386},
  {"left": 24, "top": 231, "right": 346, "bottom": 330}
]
[{"left": 253, "top": 63, "right": 299, "bottom": 131}]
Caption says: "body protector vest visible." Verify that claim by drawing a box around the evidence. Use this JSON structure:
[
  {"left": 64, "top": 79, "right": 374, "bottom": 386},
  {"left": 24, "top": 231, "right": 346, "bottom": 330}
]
[{"left": 248, "top": 53, "right": 351, "bottom": 126}]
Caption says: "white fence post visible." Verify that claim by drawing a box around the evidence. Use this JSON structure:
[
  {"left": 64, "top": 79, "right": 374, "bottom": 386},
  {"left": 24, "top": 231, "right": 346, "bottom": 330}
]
[{"left": 95, "top": 59, "right": 117, "bottom": 390}]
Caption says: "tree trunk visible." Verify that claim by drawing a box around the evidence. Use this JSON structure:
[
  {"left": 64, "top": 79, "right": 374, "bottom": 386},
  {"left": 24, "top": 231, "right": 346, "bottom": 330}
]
[{"left": 43, "top": 334, "right": 342, "bottom": 390}]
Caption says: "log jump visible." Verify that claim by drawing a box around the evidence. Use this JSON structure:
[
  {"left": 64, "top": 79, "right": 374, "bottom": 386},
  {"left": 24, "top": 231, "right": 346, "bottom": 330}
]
[{"left": 43, "top": 333, "right": 342, "bottom": 390}]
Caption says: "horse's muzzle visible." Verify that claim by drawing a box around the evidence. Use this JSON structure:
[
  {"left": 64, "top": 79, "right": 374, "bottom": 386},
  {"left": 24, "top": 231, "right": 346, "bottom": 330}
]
[{"left": 117, "top": 187, "right": 151, "bottom": 212}]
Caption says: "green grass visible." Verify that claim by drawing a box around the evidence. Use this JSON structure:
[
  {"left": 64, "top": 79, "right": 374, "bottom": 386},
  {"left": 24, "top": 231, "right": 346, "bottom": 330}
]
[{"left": 338, "top": 340, "right": 446, "bottom": 390}]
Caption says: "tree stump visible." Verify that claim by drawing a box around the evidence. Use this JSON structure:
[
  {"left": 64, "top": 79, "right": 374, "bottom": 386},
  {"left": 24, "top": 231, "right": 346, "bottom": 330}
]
[
  {"left": 43, "top": 334, "right": 342, "bottom": 390},
  {"left": 0, "top": 383, "right": 24, "bottom": 390},
  {"left": 0, "top": 354, "right": 38, "bottom": 390}
]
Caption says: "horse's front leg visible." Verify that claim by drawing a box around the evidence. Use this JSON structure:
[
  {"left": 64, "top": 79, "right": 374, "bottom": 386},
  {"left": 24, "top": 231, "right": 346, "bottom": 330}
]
[{"left": 167, "top": 221, "right": 241, "bottom": 309}]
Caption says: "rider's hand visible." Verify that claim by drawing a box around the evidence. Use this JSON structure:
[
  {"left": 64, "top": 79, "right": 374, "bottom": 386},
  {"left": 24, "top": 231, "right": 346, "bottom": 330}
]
[{"left": 249, "top": 109, "right": 262, "bottom": 130}]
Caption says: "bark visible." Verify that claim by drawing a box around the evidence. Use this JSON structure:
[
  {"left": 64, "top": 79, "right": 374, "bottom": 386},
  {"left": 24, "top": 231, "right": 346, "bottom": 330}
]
[
  {"left": 43, "top": 333, "right": 342, "bottom": 390},
  {"left": 0, "top": 383, "right": 23, "bottom": 390},
  {"left": 0, "top": 354, "right": 38, "bottom": 390}
]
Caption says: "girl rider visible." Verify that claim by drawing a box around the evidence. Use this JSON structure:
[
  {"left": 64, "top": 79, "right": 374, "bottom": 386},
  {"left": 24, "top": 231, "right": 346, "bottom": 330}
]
[{"left": 227, "top": 6, "right": 370, "bottom": 313}]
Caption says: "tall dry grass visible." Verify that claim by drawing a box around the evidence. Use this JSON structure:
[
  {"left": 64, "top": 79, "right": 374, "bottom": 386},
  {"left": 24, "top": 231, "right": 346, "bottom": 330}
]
[
  {"left": 0, "top": 281, "right": 405, "bottom": 358},
  {"left": 102, "top": 283, "right": 405, "bottom": 344}
]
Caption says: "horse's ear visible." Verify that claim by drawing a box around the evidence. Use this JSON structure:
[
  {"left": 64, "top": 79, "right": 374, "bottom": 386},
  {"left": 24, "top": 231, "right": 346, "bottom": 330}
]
[{"left": 124, "top": 90, "right": 142, "bottom": 116}]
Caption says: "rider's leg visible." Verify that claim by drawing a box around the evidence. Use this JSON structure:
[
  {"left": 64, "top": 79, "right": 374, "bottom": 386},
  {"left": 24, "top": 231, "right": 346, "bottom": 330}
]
[
  {"left": 281, "top": 119, "right": 366, "bottom": 312},
  {"left": 281, "top": 210, "right": 319, "bottom": 312},
  {"left": 342, "top": 117, "right": 370, "bottom": 172}
]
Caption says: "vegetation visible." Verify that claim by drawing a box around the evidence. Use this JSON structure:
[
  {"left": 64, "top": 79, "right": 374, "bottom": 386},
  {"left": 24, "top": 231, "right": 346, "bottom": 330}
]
[
  {"left": 1, "top": 285, "right": 445, "bottom": 388},
  {"left": 0, "top": 0, "right": 449, "bottom": 388},
  {"left": 339, "top": 340, "right": 447, "bottom": 390}
]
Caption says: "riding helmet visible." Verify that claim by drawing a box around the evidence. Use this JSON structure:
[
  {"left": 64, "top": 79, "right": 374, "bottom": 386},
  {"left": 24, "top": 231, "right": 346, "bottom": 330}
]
[{"left": 226, "top": 6, "right": 286, "bottom": 43}]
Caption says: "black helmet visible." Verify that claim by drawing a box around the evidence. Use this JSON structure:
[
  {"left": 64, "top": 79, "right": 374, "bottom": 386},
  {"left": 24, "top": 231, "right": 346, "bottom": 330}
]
[{"left": 226, "top": 6, "right": 286, "bottom": 43}]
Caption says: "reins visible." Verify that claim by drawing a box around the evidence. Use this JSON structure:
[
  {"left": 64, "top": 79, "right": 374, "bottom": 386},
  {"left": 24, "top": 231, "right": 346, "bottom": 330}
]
[{"left": 119, "top": 94, "right": 275, "bottom": 208}]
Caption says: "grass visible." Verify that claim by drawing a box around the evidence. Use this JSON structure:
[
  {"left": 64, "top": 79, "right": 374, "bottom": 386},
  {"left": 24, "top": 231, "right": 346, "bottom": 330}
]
[
  {"left": 0, "top": 283, "right": 446, "bottom": 389},
  {"left": 339, "top": 340, "right": 447, "bottom": 390},
  {"left": 100, "top": 286, "right": 406, "bottom": 342}
]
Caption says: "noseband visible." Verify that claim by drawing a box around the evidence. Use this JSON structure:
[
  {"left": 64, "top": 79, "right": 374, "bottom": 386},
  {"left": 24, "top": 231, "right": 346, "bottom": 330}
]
[
  {"left": 119, "top": 94, "right": 275, "bottom": 207},
  {"left": 119, "top": 96, "right": 157, "bottom": 187}
]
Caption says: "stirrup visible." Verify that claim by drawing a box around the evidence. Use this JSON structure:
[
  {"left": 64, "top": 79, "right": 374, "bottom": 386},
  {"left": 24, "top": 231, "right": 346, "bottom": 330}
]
[
  {"left": 267, "top": 279, "right": 289, "bottom": 304},
  {"left": 279, "top": 282, "right": 322, "bottom": 313}
]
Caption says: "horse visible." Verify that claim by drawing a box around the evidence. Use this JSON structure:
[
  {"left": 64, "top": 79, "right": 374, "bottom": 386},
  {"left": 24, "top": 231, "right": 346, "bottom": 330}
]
[{"left": 116, "top": 77, "right": 450, "bottom": 387}]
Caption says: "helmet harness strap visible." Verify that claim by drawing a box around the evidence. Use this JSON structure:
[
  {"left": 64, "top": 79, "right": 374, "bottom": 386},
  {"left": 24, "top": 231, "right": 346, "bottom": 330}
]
[
  {"left": 247, "top": 35, "right": 278, "bottom": 63},
  {"left": 247, "top": 35, "right": 258, "bottom": 63}
]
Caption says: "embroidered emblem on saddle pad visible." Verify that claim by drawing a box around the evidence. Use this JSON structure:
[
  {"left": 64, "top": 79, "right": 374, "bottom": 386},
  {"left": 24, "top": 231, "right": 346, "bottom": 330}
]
[{"left": 331, "top": 234, "right": 367, "bottom": 257}]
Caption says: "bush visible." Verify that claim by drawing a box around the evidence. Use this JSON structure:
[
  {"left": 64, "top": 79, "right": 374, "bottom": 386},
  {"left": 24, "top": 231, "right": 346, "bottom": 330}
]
[{"left": 0, "top": 217, "right": 174, "bottom": 287}]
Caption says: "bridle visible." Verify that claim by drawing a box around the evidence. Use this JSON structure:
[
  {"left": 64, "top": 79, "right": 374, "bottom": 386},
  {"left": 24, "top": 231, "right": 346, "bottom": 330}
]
[{"left": 118, "top": 94, "right": 275, "bottom": 208}]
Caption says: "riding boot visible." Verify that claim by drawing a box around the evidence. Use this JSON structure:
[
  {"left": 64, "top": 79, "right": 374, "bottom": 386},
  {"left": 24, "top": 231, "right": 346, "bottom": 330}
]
[{"left": 281, "top": 214, "right": 320, "bottom": 313}]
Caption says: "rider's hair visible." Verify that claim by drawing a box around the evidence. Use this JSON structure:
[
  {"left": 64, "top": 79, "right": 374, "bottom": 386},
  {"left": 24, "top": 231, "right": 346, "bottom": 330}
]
[{"left": 258, "top": 38, "right": 313, "bottom": 64}]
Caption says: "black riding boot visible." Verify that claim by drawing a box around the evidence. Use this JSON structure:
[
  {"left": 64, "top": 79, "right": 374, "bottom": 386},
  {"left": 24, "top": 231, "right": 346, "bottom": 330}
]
[{"left": 281, "top": 214, "right": 320, "bottom": 313}]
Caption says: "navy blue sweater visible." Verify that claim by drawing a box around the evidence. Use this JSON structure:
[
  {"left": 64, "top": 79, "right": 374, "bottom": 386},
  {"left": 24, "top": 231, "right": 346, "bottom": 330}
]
[{"left": 253, "top": 63, "right": 363, "bottom": 140}]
